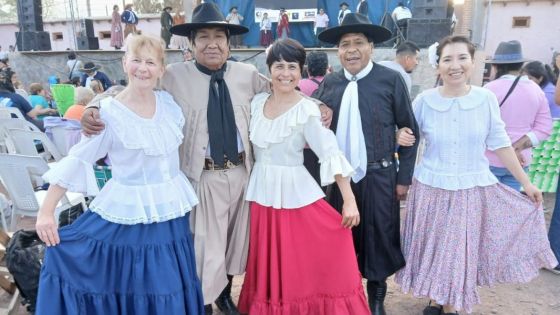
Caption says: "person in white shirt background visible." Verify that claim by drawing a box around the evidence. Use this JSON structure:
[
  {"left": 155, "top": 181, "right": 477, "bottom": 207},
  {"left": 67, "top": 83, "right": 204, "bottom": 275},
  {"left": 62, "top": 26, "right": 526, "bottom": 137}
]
[
  {"left": 378, "top": 41, "right": 420, "bottom": 94},
  {"left": 314, "top": 8, "right": 329, "bottom": 47},
  {"left": 259, "top": 12, "right": 273, "bottom": 47},
  {"left": 226, "top": 6, "right": 244, "bottom": 48},
  {"left": 338, "top": 2, "right": 351, "bottom": 25},
  {"left": 391, "top": 2, "right": 412, "bottom": 44}
]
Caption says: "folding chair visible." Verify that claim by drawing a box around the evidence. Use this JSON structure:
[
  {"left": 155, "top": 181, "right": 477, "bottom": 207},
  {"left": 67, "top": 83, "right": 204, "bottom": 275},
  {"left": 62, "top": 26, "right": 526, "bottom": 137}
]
[
  {"left": 5, "top": 129, "right": 62, "bottom": 162},
  {"left": 0, "top": 108, "right": 25, "bottom": 120},
  {"left": 0, "top": 154, "right": 87, "bottom": 231}
]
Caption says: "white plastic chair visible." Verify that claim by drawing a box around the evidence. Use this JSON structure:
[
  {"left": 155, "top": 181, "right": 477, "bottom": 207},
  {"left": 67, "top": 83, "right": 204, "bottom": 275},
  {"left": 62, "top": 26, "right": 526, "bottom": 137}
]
[
  {"left": 0, "top": 117, "right": 42, "bottom": 153},
  {"left": 0, "top": 107, "right": 25, "bottom": 119},
  {"left": 0, "top": 118, "right": 41, "bottom": 132},
  {"left": 5, "top": 129, "right": 62, "bottom": 162},
  {"left": 0, "top": 154, "right": 87, "bottom": 231}
]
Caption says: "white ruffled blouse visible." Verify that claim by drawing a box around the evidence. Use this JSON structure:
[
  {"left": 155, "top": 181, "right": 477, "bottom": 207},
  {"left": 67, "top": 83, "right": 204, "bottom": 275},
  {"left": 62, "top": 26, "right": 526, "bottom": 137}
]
[
  {"left": 246, "top": 93, "right": 354, "bottom": 209},
  {"left": 413, "top": 86, "right": 512, "bottom": 191},
  {"left": 43, "top": 90, "right": 199, "bottom": 224}
]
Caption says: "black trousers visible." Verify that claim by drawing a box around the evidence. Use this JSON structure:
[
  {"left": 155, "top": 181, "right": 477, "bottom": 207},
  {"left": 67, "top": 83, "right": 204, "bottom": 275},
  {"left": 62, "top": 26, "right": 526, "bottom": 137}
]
[{"left": 326, "top": 163, "right": 405, "bottom": 281}]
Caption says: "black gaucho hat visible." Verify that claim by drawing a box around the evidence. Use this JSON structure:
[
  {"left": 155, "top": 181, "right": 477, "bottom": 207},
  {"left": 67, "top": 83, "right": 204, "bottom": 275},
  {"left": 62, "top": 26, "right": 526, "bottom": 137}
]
[
  {"left": 318, "top": 13, "right": 392, "bottom": 45},
  {"left": 170, "top": 3, "right": 249, "bottom": 37}
]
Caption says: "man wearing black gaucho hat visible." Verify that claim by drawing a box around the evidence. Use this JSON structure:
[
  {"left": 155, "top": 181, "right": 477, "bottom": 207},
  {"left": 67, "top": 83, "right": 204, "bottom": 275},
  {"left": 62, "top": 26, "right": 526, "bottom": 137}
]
[
  {"left": 312, "top": 13, "right": 419, "bottom": 315},
  {"left": 164, "top": 3, "right": 266, "bottom": 314}
]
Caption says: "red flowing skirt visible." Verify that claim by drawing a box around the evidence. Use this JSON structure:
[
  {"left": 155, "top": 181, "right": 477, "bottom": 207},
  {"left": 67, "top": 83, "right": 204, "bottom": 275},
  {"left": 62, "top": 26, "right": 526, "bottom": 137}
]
[{"left": 238, "top": 199, "right": 370, "bottom": 315}]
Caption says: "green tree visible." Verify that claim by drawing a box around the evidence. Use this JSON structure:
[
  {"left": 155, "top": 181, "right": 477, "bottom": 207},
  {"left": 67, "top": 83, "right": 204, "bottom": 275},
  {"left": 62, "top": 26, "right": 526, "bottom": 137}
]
[{"left": 0, "top": 0, "right": 17, "bottom": 22}]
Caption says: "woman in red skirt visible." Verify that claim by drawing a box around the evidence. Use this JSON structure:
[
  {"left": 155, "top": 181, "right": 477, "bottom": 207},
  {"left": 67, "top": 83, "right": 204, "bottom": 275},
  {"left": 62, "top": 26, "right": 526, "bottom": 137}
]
[{"left": 237, "top": 38, "right": 370, "bottom": 315}]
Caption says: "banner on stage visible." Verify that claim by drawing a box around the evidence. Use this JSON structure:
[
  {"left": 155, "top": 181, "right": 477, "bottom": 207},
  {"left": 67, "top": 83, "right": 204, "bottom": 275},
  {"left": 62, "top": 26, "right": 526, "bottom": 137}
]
[{"left": 255, "top": 0, "right": 318, "bottom": 23}]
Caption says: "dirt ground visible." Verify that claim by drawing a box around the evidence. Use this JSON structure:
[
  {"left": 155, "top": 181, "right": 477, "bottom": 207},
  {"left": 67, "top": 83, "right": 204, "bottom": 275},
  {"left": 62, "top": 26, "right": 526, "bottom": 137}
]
[{"left": 4, "top": 194, "right": 560, "bottom": 315}]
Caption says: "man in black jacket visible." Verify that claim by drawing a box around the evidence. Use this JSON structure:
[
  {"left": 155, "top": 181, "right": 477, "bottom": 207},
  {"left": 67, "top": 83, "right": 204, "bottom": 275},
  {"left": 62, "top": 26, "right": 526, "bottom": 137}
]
[{"left": 315, "top": 13, "right": 418, "bottom": 315}]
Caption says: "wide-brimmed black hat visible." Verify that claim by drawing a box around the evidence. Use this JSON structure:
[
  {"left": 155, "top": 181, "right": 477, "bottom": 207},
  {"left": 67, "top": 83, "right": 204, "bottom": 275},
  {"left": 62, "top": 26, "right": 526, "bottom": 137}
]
[
  {"left": 163, "top": 6, "right": 172, "bottom": 11},
  {"left": 485, "top": 40, "right": 527, "bottom": 64},
  {"left": 318, "top": 13, "right": 391, "bottom": 45},
  {"left": 170, "top": 3, "right": 248, "bottom": 37},
  {"left": 79, "top": 62, "right": 100, "bottom": 72}
]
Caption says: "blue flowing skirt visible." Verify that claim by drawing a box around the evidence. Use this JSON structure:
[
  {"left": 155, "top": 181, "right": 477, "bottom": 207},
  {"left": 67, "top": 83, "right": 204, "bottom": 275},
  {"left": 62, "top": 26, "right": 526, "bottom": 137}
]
[{"left": 36, "top": 211, "right": 204, "bottom": 315}]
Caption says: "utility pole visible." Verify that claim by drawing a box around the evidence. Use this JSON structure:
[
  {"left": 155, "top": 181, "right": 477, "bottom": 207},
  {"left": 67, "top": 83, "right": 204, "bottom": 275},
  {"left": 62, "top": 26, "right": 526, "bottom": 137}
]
[{"left": 86, "top": 0, "right": 92, "bottom": 17}]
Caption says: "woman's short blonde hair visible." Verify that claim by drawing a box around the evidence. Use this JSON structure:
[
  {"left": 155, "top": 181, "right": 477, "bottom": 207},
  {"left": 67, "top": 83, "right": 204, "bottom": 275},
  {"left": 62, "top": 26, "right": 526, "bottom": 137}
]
[
  {"left": 126, "top": 34, "right": 166, "bottom": 66},
  {"left": 74, "top": 86, "right": 95, "bottom": 105},
  {"left": 90, "top": 80, "right": 104, "bottom": 94},
  {"left": 29, "top": 82, "right": 44, "bottom": 95}
]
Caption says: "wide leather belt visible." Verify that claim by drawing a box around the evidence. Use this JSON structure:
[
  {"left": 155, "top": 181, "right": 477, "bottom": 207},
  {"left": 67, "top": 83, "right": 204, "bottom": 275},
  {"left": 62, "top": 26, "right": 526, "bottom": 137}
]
[
  {"left": 204, "top": 153, "right": 244, "bottom": 171},
  {"left": 367, "top": 158, "right": 393, "bottom": 170}
]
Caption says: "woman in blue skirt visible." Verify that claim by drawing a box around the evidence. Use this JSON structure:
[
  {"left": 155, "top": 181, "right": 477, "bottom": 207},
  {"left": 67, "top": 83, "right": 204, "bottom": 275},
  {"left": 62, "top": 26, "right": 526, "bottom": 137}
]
[{"left": 35, "top": 34, "right": 204, "bottom": 314}]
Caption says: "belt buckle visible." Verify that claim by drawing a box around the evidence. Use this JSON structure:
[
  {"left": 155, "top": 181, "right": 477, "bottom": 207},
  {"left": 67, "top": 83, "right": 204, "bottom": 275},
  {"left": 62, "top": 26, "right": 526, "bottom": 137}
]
[
  {"left": 225, "top": 160, "right": 235, "bottom": 169},
  {"left": 381, "top": 159, "right": 389, "bottom": 168}
]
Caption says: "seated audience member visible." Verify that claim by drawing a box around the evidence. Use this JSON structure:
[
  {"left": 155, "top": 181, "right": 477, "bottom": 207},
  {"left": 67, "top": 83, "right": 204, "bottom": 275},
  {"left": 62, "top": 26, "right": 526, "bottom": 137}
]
[
  {"left": 29, "top": 82, "right": 58, "bottom": 119},
  {"left": 0, "top": 68, "right": 45, "bottom": 130},
  {"left": 523, "top": 61, "right": 560, "bottom": 118},
  {"left": 90, "top": 79, "right": 105, "bottom": 95},
  {"left": 12, "top": 77, "right": 29, "bottom": 100},
  {"left": 64, "top": 87, "right": 95, "bottom": 121}
]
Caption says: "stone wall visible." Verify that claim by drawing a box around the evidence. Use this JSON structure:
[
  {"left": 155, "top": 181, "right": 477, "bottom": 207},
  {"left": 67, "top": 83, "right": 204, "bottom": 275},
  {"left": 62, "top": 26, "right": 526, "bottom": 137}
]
[{"left": 6, "top": 47, "right": 485, "bottom": 100}]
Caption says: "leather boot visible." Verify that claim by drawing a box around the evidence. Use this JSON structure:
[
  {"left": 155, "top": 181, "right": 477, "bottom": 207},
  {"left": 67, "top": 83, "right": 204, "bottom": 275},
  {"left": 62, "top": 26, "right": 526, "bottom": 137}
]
[
  {"left": 215, "top": 275, "right": 240, "bottom": 315},
  {"left": 204, "top": 304, "right": 213, "bottom": 315},
  {"left": 367, "top": 280, "right": 387, "bottom": 315}
]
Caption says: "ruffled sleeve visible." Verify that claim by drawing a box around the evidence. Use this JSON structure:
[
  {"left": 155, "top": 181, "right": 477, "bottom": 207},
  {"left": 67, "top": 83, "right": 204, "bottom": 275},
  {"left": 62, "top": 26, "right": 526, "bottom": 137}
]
[
  {"left": 485, "top": 92, "right": 512, "bottom": 151},
  {"left": 43, "top": 113, "right": 113, "bottom": 195},
  {"left": 302, "top": 101, "right": 355, "bottom": 186}
]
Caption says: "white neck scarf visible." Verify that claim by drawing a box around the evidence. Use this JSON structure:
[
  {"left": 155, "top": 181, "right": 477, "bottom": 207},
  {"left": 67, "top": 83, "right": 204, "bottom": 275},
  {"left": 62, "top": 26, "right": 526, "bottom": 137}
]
[{"left": 337, "top": 61, "right": 373, "bottom": 183}]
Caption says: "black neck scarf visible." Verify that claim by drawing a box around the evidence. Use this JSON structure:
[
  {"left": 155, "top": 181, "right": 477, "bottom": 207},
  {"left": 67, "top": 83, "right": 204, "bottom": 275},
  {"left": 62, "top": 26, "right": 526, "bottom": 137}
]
[{"left": 196, "top": 62, "right": 239, "bottom": 166}]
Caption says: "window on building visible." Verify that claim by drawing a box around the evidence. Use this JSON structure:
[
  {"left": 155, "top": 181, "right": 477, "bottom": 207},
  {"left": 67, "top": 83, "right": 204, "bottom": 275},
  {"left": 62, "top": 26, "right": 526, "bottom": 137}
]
[
  {"left": 99, "top": 31, "right": 111, "bottom": 40},
  {"left": 512, "top": 17, "right": 530, "bottom": 28},
  {"left": 52, "top": 32, "right": 63, "bottom": 41}
]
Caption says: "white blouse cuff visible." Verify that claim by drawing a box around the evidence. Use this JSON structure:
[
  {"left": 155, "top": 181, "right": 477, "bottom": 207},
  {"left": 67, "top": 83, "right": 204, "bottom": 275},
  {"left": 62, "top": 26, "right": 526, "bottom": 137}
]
[
  {"left": 526, "top": 132, "right": 540, "bottom": 147},
  {"left": 319, "top": 152, "right": 355, "bottom": 186},
  {"left": 43, "top": 156, "right": 100, "bottom": 196}
]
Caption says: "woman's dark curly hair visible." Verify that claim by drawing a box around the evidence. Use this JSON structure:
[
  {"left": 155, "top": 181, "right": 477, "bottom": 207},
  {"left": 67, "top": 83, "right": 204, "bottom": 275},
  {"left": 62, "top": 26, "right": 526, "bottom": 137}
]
[{"left": 0, "top": 67, "right": 15, "bottom": 92}]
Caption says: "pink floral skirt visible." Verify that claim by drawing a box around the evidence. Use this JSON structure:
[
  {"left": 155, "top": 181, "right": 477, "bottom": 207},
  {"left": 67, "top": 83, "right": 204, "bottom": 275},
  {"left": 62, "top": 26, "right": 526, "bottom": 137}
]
[
  {"left": 395, "top": 180, "right": 558, "bottom": 313},
  {"left": 238, "top": 199, "right": 370, "bottom": 315}
]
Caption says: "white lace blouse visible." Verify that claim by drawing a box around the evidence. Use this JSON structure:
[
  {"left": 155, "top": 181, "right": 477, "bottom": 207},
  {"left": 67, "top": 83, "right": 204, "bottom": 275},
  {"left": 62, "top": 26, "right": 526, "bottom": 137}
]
[
  {"left": 246, "top": 93, "right": 354, "bottom": 209},
  {"left": 413, "top": 86, "right": 511, "bottom": 190},
  {"left": 43, "top": 90, "right": 199, "bottom": 224}
]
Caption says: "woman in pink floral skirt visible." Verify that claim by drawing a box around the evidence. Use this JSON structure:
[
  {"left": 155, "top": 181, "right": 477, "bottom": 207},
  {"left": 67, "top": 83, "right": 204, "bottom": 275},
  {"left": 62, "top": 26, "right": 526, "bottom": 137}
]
[{"left": 395, "top": 35, "right": 558, "bottom": 314}]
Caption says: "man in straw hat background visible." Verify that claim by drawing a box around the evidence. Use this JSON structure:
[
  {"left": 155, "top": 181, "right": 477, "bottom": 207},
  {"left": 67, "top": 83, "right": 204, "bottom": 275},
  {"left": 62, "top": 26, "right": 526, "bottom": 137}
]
[
  {"left": 79, "top": 61, "right": 112, "bottom": 91},
  {"left": 81, "top": 3, "right": 332, "bottom": 315},
  {"left": 484, "top": 40, "right": 552, "bottom": 192},
  {"left": 313, "top": 12, "right": 419, "bottom": 315}
]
